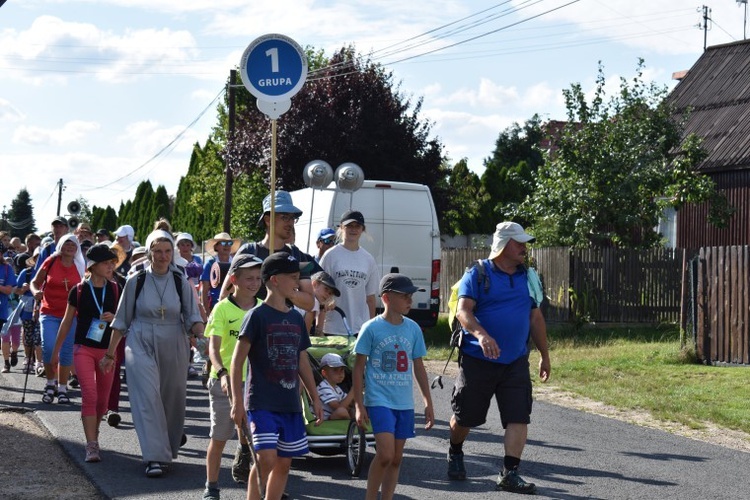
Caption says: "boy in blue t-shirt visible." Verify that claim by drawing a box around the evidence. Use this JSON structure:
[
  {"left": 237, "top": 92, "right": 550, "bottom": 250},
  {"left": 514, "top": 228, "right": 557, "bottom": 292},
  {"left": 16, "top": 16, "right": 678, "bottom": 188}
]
[
  {"left": 230, "top": 251, "right": 322, "bottom": 500},
  {"left": 352, "top": 273, "right": 434, "bottom": 500}
]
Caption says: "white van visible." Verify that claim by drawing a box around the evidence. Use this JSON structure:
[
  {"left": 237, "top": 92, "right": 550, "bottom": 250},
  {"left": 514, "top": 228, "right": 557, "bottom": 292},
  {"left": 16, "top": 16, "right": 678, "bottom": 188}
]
[{"left": 290, "top": 180, "right": 441, "bottom": 327}]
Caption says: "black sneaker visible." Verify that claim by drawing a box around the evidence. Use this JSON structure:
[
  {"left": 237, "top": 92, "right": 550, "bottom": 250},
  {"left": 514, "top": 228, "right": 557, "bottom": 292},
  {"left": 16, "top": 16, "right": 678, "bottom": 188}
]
[
  {"left": 231, "top": 447, "right": 252, "bottom": 483},
  {"left": 447, "top": 450, "right": 466, "bottom": 480},
  {"left": 203, "top": 485, "right": 220, "bottom": 500},
  {"left": 496, "top": 468, "right": 537, "bottom": 495},
  {"left": 106, "top": 410, "right": 121, "bottom": 427}
]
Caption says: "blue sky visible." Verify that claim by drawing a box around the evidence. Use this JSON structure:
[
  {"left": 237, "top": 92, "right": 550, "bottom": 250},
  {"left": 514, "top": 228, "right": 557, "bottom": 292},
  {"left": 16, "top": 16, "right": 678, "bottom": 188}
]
[{"left": 1, "top": 0, "right": 746, "bottom": 229}]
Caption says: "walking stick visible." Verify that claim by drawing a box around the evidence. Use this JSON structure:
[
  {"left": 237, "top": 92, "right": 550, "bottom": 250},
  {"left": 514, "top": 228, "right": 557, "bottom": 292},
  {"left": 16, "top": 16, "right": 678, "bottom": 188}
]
[
  {"left": 227, "top": 385, "right": 264, "bottom": 498},
  {"left": 21, "top": 345, "right": 35, "bottom": 403}
]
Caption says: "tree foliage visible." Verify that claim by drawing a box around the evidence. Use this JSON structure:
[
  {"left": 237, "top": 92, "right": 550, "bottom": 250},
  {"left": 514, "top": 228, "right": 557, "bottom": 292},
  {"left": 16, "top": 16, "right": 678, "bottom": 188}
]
[
  {"left": 222, "top": 46, "right": 448, "bottom": 221},
  {"left": 442, "top": 158, "right": 484, "bottom": 235},
  {"left": 517, "top": 61, "right": 733, "bottom": 248},
  {"left": 480, "top": 115, "right": 544, "bottom": 230},
  {"left": 7, "top": 189, "right": 37, "bottom": 238}
]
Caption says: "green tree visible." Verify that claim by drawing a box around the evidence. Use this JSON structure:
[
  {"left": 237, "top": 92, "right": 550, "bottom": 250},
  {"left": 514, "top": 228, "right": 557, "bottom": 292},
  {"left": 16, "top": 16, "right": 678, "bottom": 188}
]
[
  {"left": 442, "top": 159, "right": 484, "bottom": 235},
  {"left": 480, "top": 116, "right": 544, "bottom": 230},
  {"left": 7, "top": 189, "right": 36, "bottom": 238},
  {"left": 517, "top": 60, "right": 733, "bottom": 248}
]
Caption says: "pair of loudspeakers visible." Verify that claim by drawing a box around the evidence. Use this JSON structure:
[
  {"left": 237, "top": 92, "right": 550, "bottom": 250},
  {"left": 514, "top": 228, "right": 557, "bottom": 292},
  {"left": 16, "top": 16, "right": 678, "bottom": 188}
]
[{"left": 67, "top": 200, "right": 81, "bottom": 230}]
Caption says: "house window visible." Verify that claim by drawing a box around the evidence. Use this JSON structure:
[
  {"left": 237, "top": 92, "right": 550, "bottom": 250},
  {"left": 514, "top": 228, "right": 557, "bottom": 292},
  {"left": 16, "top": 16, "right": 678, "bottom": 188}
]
[{"left": 656, "top": 206, "right": 677, "bottom": 248}]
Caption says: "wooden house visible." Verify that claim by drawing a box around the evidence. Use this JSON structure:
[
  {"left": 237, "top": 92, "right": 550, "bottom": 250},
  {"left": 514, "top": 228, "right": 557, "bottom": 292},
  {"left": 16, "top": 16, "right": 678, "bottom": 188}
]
[{"left": 668, "top": 39, "right": 750, "bottom": 248}]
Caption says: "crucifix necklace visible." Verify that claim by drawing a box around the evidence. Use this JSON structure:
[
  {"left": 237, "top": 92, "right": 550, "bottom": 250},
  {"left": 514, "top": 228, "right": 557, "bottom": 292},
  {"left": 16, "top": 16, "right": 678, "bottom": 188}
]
[
  {"left": 150, "top": 273, "right": 170, "bottom": 320},
  {"left": 62, "top": 277, "right": 70, "bottom": 291}
]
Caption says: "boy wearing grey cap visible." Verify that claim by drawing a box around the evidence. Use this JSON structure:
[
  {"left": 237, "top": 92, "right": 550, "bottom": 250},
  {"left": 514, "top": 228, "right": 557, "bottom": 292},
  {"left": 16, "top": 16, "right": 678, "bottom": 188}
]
[{"left": 352, "top": 273, "right": 434, "bottom": 500}]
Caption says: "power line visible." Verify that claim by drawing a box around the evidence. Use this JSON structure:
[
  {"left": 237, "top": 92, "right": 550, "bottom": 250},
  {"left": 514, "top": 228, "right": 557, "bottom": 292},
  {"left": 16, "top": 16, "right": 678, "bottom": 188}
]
[{"left": 77, "top": 87, "right": 225, "bottom": 191}]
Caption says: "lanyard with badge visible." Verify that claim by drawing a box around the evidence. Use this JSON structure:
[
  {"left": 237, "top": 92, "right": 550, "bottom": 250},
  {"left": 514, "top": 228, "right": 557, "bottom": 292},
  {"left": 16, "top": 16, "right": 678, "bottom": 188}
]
[{"left": 86, "top": 280, "right": 108, "bottom": 342}]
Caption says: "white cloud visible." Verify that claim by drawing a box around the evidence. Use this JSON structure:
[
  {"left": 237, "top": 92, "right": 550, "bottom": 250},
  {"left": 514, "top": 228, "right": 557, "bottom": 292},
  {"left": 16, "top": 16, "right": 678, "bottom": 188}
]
[
  {"left": 120, "top": 120, "right": 203, "bottom": 156},
  {"left": 0, "top": 16, "right": 200, "bottom": 84},
  {"left": 12, "top": 120, "right": 100, "bottom": 146}
]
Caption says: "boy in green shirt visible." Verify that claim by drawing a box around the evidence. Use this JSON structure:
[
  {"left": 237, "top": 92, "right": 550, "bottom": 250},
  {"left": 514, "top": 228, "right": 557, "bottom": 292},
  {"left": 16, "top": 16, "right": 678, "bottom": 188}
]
[{"left": 203, "top": 255, "right": 263, "bottom": 500}]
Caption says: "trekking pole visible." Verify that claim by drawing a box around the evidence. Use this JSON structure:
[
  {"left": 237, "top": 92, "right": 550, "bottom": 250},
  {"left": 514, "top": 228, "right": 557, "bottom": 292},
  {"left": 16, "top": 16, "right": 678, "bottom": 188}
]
[
  {"left": 227, "top": 385, "right": 264, "bottom": 498},
  {"left": 21, "top": 345, "right": 35, "bottom": 403}
]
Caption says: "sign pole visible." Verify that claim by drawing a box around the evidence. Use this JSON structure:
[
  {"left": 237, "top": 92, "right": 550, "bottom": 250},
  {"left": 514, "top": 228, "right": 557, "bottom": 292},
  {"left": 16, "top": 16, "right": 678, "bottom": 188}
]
[
  {"left": 269, "top": 119, "right": 278, "bottom": 248},
  {"left": 239, "top": 33, "right": 307, "bottom": 252}
]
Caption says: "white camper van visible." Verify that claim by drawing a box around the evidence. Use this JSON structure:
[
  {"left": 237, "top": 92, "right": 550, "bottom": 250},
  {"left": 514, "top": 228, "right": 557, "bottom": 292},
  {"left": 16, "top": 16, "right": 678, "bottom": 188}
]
[{"left": 290, "top": 180, "right": 441, "bottom": 327}]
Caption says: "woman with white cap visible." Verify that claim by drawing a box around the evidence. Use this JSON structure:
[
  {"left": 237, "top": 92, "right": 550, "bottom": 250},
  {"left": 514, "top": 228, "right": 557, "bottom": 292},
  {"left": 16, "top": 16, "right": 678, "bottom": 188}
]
[
  {"left": 101, "top": 230, "right": 204, "bottom": 477},
  {"left": 30, "top": 234, "right": 86, "bottom": 404},
  {"left": 175, "top": 232, "right": 203, "bottom": 290}
]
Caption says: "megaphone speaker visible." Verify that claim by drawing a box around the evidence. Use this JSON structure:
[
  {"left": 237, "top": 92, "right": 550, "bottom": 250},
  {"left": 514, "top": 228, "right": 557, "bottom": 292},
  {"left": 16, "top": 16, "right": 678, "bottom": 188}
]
[
  {"left": 334, "top": 163, "right": 364, "bottom": 193},
  {"left": 68, "top": 216, "right": 80, "bottom": 230},
  {"left": 67, "top": 200, "right": 82, "bottom": 215}
]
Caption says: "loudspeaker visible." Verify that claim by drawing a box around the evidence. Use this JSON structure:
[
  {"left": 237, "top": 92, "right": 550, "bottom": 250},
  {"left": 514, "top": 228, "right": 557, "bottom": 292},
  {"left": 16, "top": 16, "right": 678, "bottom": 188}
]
[
  {"left": 68, "top": 216, "right": 80, "bottom": 230},
  {"left": 334, "top": 163, "right": 364, "bottom": 192},
  {"left": 67, "top": 200, "right": 82, "bottom": 215},
  {"left": 303, "top": 160, "right": 333, "bottom": 189}
]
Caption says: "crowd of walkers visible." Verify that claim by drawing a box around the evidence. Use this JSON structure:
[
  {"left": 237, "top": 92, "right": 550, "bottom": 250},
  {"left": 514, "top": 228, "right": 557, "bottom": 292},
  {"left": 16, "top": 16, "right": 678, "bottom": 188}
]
[{"left": 0, "top": 192, "right": 550, "bottom": 500}]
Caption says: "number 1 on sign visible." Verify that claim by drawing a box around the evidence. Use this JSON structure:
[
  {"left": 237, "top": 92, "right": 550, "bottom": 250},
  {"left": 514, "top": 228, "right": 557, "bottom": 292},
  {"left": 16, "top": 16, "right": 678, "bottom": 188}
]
[{"left": 266, "top": 47, "right": 279, "bottom": 72}]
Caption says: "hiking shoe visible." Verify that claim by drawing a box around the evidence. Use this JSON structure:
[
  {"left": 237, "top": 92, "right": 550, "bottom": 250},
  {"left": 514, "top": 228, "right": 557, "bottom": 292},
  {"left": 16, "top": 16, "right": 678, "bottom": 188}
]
[
  {"left": 10, "top": 351, "right": 18, "bottom": 367},
  {"left": 68, "top": 374, "right": 80, "bottom": 388},
  {"left": 145, "top": 462, "right": 163, "bottom": 478},
  {"left": 496, "top": 469, "right": 537, "bottom": 495},
  {"left": 231, "top": 447, "right": 252, "bottom": 483},
  {"left": 105, "top": 410, "right": 121, "bottom": 427},
  {"left": 447, "top": 450, "right": 466, "bottom": 480},
  {"left": 85, "top": 441, "right": 101, "bottom": 463},
  {"left": 203, "top": 485, "right": 221, "bottom": 500}
]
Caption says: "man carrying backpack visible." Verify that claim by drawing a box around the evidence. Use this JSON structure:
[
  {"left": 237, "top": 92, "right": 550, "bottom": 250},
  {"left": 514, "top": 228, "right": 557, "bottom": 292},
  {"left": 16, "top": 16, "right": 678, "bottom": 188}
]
[{"left": 447, "top": 221, "right": 550, "bottom": 495}]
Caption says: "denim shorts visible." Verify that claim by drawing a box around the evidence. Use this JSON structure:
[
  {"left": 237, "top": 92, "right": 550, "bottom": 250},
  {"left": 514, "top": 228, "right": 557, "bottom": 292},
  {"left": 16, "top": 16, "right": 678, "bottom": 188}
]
[{"left": 40, "top": 314, "right": 77, "bottom": 366}]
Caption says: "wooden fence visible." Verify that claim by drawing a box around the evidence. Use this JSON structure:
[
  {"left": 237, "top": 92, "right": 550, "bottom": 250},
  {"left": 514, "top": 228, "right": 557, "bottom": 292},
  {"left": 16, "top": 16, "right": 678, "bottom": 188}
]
[
  {"left": 440, "top": 247, "right": 683, "bottom": 324},
  {"left": 690, "top": 246, "right": 750, "bottom": 364}
]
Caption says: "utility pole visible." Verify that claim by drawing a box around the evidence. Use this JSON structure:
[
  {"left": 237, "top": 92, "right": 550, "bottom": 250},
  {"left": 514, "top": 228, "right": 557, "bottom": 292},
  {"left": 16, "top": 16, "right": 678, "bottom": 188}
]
[
  {"left": 56, "top": 178, "right": 64, "bottom": 216},
  {"left": 739, "top": 0, "right": 748, "bottom": 40},
  {"left": 699, "top": 5, "right": 712, "bottom": 51},
  {"left": 223, "top": 69, "right": 236, "bottom": 233}
]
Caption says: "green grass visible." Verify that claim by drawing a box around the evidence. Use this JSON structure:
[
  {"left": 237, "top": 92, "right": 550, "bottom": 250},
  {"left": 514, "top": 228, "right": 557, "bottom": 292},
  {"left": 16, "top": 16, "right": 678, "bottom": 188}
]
[{"left": 424, "top": 317, "right": 750, "bottom": 435}]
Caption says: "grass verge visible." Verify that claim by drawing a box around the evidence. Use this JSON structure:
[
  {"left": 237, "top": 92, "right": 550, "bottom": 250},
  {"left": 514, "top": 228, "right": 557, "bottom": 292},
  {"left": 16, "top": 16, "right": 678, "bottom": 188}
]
[{"left": 423, "top": 317, "right": 750, "bottom": 435}]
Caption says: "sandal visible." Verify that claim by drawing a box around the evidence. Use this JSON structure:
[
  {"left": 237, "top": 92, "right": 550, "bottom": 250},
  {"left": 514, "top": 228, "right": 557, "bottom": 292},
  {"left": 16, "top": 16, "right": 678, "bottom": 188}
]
[
  {"left": 57, "top": 392, "right": 70, "bottom": 404},
  {"left": 145, "top": 461, "right": 163, "bottom": 478},
  {"left": 42, "top": 386, "right": 55, "bottom": 404}
]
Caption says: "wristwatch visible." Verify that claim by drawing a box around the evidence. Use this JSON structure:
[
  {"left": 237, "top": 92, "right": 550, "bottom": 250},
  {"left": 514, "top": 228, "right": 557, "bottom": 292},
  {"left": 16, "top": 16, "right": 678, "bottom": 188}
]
[{"left": 216, "top": 367, "right": 228, "bottom": 379}]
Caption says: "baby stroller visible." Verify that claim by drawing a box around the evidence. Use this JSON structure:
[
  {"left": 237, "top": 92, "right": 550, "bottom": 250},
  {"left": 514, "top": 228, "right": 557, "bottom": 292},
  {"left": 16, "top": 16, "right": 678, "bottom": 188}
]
[{"left": 302, "top": 307, "right": 374, "bottom": 476}]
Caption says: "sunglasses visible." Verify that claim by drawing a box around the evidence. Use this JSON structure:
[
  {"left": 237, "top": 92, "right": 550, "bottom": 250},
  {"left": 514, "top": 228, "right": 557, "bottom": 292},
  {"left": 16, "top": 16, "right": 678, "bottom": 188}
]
[
  {"left": 217, "top": 241, "right": 234, "bottom": 247},
  {"left": 319, "top": 237, "right": 334, "bottom": 244},
  {"left": 277, "top": 213, "right": 300, "bottom": 223}
]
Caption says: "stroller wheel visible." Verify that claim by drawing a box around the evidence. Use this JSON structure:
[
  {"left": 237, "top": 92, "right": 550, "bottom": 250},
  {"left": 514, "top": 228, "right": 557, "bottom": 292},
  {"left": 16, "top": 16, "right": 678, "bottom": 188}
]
[{"left": 346, "top": 420, "right": 366, "bottom": 477}]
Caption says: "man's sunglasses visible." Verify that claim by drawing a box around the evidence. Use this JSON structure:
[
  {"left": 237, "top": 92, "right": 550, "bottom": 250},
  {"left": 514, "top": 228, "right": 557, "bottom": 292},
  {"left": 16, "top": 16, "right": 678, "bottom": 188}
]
[{"left": 319, "top": 237, "right": 334, "bottom": 244}]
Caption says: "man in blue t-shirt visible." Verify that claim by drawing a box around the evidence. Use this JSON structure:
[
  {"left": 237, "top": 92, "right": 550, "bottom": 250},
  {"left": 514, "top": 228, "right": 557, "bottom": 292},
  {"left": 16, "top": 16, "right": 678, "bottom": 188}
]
[{"left": 447, "top": 221, "right": 551, "bottom": 495}]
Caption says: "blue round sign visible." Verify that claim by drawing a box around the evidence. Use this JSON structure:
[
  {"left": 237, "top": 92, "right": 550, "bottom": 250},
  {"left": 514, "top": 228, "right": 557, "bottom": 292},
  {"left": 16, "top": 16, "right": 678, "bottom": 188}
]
[{"left": 240, "top": 34, "right": 308, "bottom": 102}]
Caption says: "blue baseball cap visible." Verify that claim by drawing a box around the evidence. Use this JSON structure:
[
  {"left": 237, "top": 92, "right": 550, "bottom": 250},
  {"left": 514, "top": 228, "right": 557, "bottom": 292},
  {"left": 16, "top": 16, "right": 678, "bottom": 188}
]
[
  {"left": 257, "top": 191, "right": 303, "bottom": 225},
  {"left": 317, "top": 228, "right": 336, "bottom": 242}
]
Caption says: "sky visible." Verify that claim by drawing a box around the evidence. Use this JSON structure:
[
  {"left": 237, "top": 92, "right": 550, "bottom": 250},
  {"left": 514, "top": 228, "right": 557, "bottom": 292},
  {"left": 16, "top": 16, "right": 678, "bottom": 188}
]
[{"left": 1, "top": 0, "right": 747, "bottom": 230}]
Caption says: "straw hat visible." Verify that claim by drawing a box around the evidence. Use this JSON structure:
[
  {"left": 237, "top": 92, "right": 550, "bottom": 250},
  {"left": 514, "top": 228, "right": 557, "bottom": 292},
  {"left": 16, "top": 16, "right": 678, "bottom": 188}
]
[{"left": 206, "top": 232, "right": 242, "bottom": 255}]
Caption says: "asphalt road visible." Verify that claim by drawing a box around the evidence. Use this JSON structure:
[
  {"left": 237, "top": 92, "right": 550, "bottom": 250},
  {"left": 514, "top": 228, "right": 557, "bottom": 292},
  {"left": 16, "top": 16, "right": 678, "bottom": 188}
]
[{"left": 1, "top": 355, "right": 749, "bottom": 500}]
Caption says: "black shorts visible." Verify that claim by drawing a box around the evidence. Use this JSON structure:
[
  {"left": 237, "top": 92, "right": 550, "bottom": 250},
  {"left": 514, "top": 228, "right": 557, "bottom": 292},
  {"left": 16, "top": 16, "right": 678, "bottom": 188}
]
[{"left": 451, "top": 353, "right": 532, "bottom": 429}]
